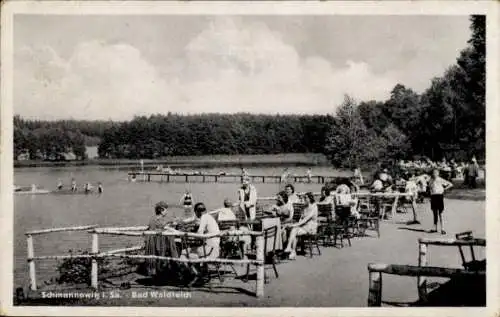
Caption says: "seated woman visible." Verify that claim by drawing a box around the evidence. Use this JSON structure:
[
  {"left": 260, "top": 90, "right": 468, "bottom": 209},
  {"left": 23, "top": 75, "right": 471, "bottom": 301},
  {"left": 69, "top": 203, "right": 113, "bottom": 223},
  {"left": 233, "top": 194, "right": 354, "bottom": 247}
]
[
  {"left": 283, "top": 192, "right": 318, "bottom": 260},
  {"left": 318, "top": 186, "right": 335, "bottom": 219},
  {"left": 334, "top": 184, "right": 357, "bottom": 224},
  {"left": 144, "top": 201, "right": 179, "bottom": 276},
  {"left": 318, "top": 186, "right": 334, "bottom": 204},
  {"left": 284, "top": 184, "right": 301, "bottom": 204},
  {"left": 271, "top": 191, "right": 294, "bottom": 224},
  {"left": 370, "top": 176, "right": 384, "bottom": 193}
]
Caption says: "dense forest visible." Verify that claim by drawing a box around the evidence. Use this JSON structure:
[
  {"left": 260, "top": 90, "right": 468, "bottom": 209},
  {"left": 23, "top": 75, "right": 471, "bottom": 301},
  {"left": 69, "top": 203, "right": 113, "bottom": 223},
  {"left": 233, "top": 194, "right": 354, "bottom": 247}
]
[
  {"left": 14, "top": 16, "right": 485, "bottom": 167},
  {"left": 13, "top": 117, "right": 117, "bottom": 160}
]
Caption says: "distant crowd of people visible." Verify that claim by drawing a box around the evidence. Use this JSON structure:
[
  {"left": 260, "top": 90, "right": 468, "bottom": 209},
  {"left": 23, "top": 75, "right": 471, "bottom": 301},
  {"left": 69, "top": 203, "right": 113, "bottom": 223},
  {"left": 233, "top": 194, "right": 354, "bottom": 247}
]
[{"left": 397, "top": 156, "right": 482, "bottom": 188}]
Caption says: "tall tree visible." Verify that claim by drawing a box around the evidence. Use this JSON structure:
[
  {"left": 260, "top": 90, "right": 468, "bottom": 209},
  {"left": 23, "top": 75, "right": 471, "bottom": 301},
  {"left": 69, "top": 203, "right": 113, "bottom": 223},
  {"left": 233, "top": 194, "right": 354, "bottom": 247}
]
[{"left": 324, "top": 95, "right": 380, "bottom": 168}]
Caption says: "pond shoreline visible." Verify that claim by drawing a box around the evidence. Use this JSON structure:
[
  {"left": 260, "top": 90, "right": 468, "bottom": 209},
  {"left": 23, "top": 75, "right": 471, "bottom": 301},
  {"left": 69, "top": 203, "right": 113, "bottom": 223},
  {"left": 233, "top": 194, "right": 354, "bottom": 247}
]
[{"left": 14, "top": 153, "right": 331, "bottom": 169}]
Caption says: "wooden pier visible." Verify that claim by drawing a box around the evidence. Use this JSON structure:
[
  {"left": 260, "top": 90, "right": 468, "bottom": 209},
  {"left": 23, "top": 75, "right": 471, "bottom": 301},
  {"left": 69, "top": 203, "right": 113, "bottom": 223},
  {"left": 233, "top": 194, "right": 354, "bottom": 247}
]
[{"left": 127, "top": 171, "right": 336, "bottom": 184}]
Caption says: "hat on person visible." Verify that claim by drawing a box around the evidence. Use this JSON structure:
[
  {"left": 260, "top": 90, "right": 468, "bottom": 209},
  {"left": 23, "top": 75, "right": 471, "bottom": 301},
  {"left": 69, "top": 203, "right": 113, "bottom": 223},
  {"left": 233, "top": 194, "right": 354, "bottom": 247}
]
[{"left": 155, "top": 201, "right": 169, "bottom": 210}]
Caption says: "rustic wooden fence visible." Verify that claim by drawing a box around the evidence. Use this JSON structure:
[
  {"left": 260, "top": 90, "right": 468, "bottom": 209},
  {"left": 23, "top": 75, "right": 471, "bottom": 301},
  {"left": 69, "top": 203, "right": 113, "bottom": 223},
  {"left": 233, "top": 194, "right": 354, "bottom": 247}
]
[
  {"left": 367, "top": 235, "right": 486, "bottom": 306},
  {"left": 25, "top": 225, "right": 266, "bottom": 297}
]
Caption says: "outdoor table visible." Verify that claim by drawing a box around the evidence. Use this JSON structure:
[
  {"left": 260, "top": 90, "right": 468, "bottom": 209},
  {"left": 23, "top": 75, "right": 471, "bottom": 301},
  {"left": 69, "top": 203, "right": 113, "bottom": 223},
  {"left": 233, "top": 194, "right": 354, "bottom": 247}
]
[{"left": 353, "top": 192, "right": 409, "bottom": 219}]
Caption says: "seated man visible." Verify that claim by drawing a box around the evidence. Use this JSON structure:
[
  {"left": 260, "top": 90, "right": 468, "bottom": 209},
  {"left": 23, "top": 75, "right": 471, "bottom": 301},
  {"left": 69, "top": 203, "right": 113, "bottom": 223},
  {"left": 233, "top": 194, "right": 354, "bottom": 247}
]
[
  {"left": 185, "top": 202, "right": 221, "bottom": 260},
  {"left": 216, "top": 199, "right": 237, "bottom": 221}
]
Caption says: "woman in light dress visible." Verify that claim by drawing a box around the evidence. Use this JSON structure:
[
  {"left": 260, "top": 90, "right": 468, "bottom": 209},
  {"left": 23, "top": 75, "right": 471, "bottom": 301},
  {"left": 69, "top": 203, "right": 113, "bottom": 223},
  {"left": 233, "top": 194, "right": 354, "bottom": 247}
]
[{"left": 283, "top": 192, "right": 318, "bottom": 260}]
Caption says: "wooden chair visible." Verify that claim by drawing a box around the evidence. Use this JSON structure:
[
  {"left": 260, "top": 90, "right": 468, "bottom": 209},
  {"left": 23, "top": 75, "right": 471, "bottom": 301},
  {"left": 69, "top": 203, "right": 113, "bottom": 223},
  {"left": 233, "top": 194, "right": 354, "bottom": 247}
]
[
  {"left": 255, "top": 206, "right": 265, "bottom": 219},
  {"left": 232, "top": 206, "right": 247, "bottom": 222},
  {"left": 244, "top": 225, "right": 279, "bottom": 284},
  {"left": 332, "top": 206, "right": 352, "bottom": 248},
  {"left": 218, "top": 220, "right": 239, "bottom": 231},
  {"left": 357, "top": 197, "right": 372, "bottom": 215},
  {"left": 218, "top": 220, "right": 245, "bottom": 278},
  {"left": 299, "top": 223, "right": 322, "bottom": 258},
  {"left": 179, "top": 234, "right": 224, "bottom": 286},
  {"left": 317, "top": 203, "right": 335, "bottom": 246},
  {"left": 455, "top": 231, "right": 486, "bottom": 271},
  {"left": 292, "top": 203, "right": 306, "bottom": 222},
  {"left": 380, "top": 197, "right": 394, "bottom": 219}
]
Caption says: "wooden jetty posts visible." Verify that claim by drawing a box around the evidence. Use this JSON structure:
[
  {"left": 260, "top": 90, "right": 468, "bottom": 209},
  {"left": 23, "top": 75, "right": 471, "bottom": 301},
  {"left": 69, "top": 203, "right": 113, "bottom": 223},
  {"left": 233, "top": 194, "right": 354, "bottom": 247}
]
[
  {"left": 25, "top": 225, "right": 266, "bottom": 298},
  {"left": 128, "top": 171, "right": 329, "bottom": 184},
  {"left": 367, "top": 235, "right": 486, "bottom": 306}
]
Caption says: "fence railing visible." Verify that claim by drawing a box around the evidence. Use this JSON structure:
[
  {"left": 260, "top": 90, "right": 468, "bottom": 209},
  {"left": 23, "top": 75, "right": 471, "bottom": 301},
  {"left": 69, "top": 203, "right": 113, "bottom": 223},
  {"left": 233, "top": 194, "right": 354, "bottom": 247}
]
[
  {"left": 367, "top": 235, "right": 486, "bottom": 306},
  {"left": 25, "top": 225, "right": 266, "bottom": 297}
]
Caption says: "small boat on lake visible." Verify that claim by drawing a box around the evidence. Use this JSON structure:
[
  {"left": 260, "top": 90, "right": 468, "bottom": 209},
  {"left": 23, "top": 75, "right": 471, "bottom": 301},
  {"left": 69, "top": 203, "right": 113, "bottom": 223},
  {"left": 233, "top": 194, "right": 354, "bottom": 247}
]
[
  {"left": 14, "top": 186, "right": 51, "bottom": 195},
  {"left": 14, "top": 186, "right": 101, "bottom": 196}
]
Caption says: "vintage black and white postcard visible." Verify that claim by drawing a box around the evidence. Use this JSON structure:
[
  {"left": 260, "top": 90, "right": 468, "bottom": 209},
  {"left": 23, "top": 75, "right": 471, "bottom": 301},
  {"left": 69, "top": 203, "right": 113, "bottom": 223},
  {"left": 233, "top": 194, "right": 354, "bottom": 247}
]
[{"left": 1, "top": 1, "right": 498, "bottom": 316}]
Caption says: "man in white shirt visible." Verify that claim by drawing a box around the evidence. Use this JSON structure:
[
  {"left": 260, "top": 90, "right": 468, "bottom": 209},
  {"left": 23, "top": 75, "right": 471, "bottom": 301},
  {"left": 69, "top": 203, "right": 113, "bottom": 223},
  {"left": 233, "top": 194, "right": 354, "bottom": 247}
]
[
  {"left": 216, "top": 199, "right": 237, "bottom": 221},
  {"left": 193, "top": 203, "right": 221, "bottom": 259}
]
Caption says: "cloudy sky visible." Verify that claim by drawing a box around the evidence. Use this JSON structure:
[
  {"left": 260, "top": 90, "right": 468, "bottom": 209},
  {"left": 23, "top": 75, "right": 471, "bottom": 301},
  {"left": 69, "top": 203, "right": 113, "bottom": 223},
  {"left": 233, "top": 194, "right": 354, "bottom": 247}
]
[{"left": 14, "top": 15, "right": 471, "bottom": 120}]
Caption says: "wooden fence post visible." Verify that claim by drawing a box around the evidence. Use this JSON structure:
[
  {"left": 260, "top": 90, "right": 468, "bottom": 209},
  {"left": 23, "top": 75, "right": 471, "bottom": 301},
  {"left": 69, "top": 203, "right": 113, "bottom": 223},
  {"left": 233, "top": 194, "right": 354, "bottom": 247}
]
[
  {"left": 417, "top": 240, "right": 428, "bottom": 302},
  {"left": 368, "top": 270, "right": 382, "bottom": 306},
  {"left": 91, "top": 233, "right": 99, "bottom": 289},
  {"left": 27, "top": 234, "right": 37, "bottom": 291},
  {"left": 256, "top": 234, "right": 265, "bottom": 298}
]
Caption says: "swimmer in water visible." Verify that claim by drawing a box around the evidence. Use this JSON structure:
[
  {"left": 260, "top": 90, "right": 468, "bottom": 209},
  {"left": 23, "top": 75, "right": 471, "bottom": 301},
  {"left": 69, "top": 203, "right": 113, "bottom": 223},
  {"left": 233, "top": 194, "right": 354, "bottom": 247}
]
[
  {"left": 57, "top": 179, "right": 63, "bottom": 190},
  {"left": 180, "top": 190, "right": 194, "bottom": 216},
  {"left": 97, "top": 182, "right": 103, "bottom": 194},
  {"left": 71, "top": 178, "right": 77, "bottom": 192},
  {"left": 84, "top": 182, "right": 93, "bottom": 194}
]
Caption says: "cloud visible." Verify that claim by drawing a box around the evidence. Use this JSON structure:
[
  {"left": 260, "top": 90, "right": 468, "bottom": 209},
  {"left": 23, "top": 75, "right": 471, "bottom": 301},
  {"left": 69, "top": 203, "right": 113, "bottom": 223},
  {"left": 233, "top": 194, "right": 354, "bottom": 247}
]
[{"left": 14, "top": 16, "right": 397, "bottom": 120}]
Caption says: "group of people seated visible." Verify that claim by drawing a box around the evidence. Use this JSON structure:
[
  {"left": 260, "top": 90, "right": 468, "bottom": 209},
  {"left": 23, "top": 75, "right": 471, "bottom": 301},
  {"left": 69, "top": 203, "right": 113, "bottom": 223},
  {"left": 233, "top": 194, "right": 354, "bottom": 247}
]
[{"left": 143, "top": 176, "right": 366, "bottom": 281}]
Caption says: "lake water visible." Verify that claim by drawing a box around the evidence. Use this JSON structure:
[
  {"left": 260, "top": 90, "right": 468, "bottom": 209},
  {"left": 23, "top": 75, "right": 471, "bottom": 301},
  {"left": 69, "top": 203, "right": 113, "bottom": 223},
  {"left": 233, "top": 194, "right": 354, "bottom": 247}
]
[{"left": 14, "top": 165, "right": 350, "bottom": 289}]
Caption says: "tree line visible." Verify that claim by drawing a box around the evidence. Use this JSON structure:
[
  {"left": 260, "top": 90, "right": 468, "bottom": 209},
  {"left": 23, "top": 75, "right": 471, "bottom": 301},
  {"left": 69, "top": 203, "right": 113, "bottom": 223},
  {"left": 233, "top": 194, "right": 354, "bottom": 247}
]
[
  {"left": 14, "top": 16, "right": 484, "bottom": 167},
  {"left": 13, "top": 116, "right": 117, "bottom": 160}
]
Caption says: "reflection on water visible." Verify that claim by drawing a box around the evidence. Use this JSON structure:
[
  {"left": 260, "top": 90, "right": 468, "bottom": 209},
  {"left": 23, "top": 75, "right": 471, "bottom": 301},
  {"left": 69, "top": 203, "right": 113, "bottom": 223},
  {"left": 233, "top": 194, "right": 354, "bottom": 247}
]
[{"left": 14, "top": 165, "right": 350, "bottom": 288}]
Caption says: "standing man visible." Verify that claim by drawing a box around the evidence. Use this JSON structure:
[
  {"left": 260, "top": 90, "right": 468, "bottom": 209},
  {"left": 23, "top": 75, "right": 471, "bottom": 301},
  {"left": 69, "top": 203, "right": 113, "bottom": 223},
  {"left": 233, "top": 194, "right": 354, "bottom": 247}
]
[
  {"left": 353, "top": 166, "right": 364, "bottom": 186},
  {"left": 467, "top": 158, "right": 479, "bottom": 189},
  {"left": 238, "top": 177, "right": 258, "bottom": 221},
  {"left": 240, "top": 168, "right": 249, "bottom": 183},
  {"left": 306, "top": 168, "right": 313, "bottom": 183}
]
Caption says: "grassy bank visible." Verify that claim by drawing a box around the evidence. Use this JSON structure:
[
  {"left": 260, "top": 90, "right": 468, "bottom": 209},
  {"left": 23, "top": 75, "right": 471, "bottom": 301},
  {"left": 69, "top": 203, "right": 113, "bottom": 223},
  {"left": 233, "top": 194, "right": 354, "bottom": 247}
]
[{"left": 14, "top": 153, "right": 330, "bottom": 169}]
